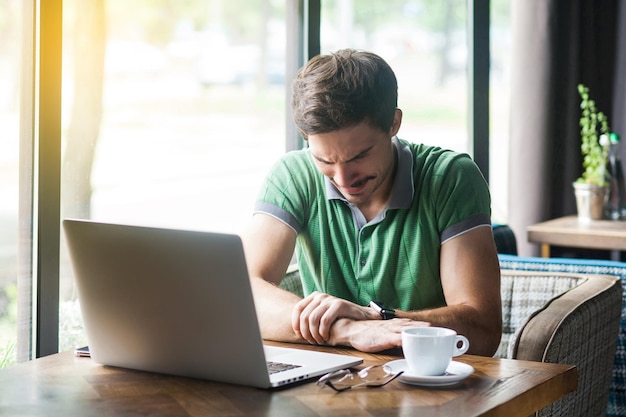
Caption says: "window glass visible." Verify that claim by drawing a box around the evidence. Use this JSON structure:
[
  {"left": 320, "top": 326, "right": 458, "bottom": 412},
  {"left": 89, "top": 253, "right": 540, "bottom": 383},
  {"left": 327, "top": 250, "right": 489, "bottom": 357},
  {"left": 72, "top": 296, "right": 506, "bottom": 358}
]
[
  {"left": 320, "top": 0, "right": 469, "bottom": 154},
  {"left": 0, "top": 0, "right": 22, "bottom": 367},
  {"left": 490, "top": 0, "right": 511, "bottom": 222},
  {"left": 59, "top": 0, "right": 286, "bottom": 351}
]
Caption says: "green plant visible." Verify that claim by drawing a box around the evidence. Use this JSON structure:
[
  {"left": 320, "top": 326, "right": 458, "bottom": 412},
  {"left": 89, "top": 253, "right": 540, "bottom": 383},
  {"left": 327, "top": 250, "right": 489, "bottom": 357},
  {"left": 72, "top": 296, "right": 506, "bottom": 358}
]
[{"left": 577, "top": 83, "right": 611, "bottom": 186}]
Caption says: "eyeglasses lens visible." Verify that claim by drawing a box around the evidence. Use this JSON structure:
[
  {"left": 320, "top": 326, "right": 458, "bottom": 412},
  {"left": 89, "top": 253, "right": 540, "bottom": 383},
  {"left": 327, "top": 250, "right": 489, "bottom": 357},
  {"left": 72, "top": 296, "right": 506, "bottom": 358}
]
[{"left": 317, "top": 365, "right": 403, "bottom": 392}]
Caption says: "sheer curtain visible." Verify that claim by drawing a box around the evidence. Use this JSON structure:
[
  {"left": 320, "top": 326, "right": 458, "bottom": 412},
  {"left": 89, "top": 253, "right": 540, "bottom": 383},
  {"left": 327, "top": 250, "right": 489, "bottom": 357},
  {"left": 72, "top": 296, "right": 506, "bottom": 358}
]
[{"left": 508, "top": 0, "right": 623, "bottom": 256}]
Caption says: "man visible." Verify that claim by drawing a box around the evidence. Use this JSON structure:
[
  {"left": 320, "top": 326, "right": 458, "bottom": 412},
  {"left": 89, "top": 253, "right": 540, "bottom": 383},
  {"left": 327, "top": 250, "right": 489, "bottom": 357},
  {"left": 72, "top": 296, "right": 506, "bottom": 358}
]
[{"left": 243, "top": 49, "right": 502, "bottom": 356}]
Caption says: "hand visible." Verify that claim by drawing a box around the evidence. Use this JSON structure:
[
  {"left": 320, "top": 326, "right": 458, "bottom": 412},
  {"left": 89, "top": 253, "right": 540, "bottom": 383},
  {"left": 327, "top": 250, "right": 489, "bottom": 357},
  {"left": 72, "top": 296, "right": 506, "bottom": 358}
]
[
  {"left": 292, "top": 291, "right": 378, "bottom": 345},
  {"left": 330, "top": 318, "right": 429, "bottom": 352}
]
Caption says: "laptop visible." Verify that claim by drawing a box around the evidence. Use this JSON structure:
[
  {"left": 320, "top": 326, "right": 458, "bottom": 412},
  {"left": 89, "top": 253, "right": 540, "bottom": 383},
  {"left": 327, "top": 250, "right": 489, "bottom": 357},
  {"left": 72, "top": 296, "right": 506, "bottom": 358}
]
[{"left": 62, "top": 219, "right": 362, "bottom": 388}]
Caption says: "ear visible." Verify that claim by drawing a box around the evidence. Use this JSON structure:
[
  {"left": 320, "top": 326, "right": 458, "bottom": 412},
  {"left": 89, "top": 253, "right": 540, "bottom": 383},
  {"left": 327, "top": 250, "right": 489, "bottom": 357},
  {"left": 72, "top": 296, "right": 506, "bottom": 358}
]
[{"left": 388, "top": 108, "right": 402, "bottom": 137}]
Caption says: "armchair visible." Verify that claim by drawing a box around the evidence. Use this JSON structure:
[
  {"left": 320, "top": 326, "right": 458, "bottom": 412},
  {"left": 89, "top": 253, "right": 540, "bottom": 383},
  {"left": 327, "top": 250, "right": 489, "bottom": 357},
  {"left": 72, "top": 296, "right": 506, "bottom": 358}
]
[
  {"left": 494, "top": 223, "right": 626, "bottom": 416},
  {"left": 499, "top": 269, "right": 621, "bottom": 417},
  {"left": 499, "top": 254, "right": 626, "bottom": 417}
]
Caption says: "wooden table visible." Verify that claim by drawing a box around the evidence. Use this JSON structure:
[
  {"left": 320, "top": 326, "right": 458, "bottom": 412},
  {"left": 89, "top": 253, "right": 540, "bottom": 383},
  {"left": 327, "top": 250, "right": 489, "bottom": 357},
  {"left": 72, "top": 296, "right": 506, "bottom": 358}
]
[
  {"left": 0, "top": 343, "right": 576, "bottom": 417},
  {"left": 527, "top": 215, "right": 626, "bottom": 258}
]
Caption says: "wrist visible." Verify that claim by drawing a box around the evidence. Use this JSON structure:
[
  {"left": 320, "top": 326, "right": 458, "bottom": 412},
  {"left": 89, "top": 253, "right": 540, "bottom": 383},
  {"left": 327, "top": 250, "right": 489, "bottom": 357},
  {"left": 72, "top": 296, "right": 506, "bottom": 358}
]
[{"left": 369, "top": 300, "right": 396, "bottom": 320}]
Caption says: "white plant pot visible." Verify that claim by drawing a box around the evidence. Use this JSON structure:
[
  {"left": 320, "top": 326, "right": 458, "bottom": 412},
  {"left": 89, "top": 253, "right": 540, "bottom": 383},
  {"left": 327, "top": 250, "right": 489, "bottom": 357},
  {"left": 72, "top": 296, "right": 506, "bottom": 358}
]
[{"left": 573, "top": 182, "right": 607, "bottom": 221}]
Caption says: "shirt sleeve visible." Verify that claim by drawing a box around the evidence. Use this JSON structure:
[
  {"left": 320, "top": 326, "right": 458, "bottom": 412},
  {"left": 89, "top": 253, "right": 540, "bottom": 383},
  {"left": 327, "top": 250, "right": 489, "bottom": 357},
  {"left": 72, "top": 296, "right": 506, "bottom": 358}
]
[
  {"left": 433, "top": 152, "right": 492, "bottom": 243},
  {"left": 253, "top": 150, "right": 320, "bottom": 235}
]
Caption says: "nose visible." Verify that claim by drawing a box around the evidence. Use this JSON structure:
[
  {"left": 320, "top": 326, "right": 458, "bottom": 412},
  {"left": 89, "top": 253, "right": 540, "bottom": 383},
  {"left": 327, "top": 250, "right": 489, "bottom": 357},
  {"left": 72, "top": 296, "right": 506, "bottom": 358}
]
[{"left": 331, "top": 163, "right": 356, "bottom": 187}]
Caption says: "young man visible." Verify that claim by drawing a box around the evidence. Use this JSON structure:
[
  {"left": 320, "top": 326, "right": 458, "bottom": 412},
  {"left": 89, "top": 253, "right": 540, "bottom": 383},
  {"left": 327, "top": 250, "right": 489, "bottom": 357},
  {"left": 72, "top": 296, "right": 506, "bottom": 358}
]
[{"left": 243, "top": 49, "right": 502, "bottom": 356}]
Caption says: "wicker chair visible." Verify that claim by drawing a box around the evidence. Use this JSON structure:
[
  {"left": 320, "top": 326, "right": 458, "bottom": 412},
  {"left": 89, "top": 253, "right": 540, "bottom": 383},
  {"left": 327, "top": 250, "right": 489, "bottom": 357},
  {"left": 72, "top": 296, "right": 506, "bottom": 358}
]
[
  {"left": 499, "top": 254, "right": 626, "bottom": 417},
  {"left": 499, "top": 270, "right": 621, "bottom": 417}
]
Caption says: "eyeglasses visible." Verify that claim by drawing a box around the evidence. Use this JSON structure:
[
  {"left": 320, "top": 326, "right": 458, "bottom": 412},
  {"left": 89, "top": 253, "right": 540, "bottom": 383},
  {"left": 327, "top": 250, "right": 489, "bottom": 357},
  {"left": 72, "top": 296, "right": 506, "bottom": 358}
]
[{"left": 317, "top": 364, "right": 403, "bottom": 392}]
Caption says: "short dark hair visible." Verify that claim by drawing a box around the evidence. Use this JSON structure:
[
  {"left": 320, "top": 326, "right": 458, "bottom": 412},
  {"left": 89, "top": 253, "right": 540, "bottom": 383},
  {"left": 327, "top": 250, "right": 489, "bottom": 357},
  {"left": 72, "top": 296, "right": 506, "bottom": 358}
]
[{"left": 291, "top": 49, "right": 398, "bottom": 138}]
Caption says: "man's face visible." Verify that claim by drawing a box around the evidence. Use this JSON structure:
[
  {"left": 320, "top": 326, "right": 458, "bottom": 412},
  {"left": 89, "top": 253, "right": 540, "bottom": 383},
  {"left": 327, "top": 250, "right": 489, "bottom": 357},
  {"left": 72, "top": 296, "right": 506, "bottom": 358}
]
[{"left": 307, "top": 116, "right": 399, "bottom": 210}]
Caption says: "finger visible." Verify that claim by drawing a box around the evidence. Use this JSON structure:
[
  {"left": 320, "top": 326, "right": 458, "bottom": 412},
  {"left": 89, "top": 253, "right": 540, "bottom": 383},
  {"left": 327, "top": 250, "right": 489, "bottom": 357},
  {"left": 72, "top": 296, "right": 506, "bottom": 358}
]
[
  {"left": 295, "top": 294, "right": 325, "bottom": 344},
  {"left": 301, "top": 301, "right": 327, "bottom": 344},
  {"left": 314, "top": 298, "right": 370, "bottom": 342},
  {"left": 395, "top": 319, "right": 430, "bottom": 328},
  {"left": 350, "top": 320, "right": 430, "bottom": 352},
  {"left": 291, "top": 292, "right": 322, "bottom": 338},
  {"left": 307, "top": 305, "right": 335, "bottom": 345},
  {"left": 317, "top": 300, "right": 343, "bottom": 341},
  {"left": 317, "top": 299, "right": 376, "bottom": 339},
  {"left": 301, "top": 294, "right": 341, "bottom": 344},
  {"left": 310, "top": 295, "right": 350, "bottom": 343},
  {"left": 350, "top": 328, "right": 402, "bottom": 353}
]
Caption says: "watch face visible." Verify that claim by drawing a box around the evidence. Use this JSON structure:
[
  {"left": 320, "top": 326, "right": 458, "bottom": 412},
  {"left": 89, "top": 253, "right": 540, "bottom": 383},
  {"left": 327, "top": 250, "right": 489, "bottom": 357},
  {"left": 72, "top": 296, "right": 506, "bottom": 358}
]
[
  {"left": 370, "top": 301, "right": 395, "bottom": 319},
  {"left": 369, "top": 301, "right": 382, "bottom": 313}
]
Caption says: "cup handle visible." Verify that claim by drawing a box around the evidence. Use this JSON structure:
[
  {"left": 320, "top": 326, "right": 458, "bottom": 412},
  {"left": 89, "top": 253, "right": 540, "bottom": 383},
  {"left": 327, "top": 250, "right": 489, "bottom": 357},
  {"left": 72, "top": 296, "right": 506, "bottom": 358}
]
[{"left": 453, "top": 335, "right": 470, "bottom": 356}]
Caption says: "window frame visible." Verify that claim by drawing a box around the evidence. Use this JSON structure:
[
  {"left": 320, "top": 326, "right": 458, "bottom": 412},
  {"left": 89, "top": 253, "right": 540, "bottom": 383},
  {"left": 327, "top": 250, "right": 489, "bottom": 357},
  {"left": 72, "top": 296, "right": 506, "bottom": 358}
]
[{"left": 33, "top": 0, "right": 63, "bottom": 358}]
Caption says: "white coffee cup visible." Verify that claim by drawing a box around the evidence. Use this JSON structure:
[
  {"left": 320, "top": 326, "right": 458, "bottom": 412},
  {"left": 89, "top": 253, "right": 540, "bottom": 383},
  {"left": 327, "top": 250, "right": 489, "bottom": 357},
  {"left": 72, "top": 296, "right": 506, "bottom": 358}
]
[{"left": 401, "top": 327, "right": 470, "bottom": 376}]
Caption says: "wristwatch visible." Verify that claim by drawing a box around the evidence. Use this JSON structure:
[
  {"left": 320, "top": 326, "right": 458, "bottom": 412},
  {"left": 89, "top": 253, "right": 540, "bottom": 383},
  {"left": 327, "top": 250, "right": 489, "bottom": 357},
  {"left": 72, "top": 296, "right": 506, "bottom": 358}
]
[{"left": 369, "top": 300, "right": 396, "bottom": 320}]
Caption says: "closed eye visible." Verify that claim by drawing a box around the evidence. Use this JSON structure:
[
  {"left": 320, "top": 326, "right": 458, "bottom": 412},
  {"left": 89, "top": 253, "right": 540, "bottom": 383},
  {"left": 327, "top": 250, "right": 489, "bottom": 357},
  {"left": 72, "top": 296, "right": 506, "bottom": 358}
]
[
  {"left": 312, "top": 155, "right": 333, "bottom": 165},
  {"left": 311, "top": 145, "right": 374, "bottom": 165},
  {"left": 350, "top": 153, "right": 368, "bottom": 162},
  {"left": 346, "top": 147, "right": 373, "bottom": 163}
]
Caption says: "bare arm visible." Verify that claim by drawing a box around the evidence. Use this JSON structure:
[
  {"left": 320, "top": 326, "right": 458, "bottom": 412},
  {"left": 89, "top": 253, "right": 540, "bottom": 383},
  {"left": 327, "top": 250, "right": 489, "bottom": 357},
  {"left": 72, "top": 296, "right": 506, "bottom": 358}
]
[
  {"left": 244, "top": 214, "right": 501, "bottom": 356},
  {"left": 394, "top": 226, "right": 502, "bottom": 356},
  {"left": 242, "top": 213, "right": 305, "bottom": 343}
]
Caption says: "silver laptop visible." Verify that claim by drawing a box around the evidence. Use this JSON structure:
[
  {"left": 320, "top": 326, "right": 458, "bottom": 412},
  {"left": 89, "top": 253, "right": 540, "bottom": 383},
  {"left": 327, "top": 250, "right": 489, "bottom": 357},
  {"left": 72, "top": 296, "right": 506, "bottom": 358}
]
[{"left": 63, "top": 219, "right": 362, "bottom": 388}]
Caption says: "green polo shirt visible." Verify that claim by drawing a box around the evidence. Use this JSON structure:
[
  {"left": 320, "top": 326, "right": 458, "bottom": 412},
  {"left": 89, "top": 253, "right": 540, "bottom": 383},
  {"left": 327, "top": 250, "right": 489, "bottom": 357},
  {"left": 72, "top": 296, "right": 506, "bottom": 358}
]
[{"left": 255, "top": 137, "right": 491, "bottom": 311}]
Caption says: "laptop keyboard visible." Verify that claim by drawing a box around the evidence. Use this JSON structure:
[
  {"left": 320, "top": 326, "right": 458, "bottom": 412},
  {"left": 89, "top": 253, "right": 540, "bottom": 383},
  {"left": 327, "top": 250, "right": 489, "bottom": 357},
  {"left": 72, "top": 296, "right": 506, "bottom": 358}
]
[{"left": 267, "top": 361, "right": 302, "bottom": 375}]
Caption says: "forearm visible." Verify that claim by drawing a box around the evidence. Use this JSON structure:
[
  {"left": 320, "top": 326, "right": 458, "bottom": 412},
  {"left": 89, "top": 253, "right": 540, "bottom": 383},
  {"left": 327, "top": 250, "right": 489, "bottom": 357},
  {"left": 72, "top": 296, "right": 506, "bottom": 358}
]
[
  {"left": 396, "top": 305, "right": 502, "bottom": 356},
  {"left": 249, "top": 276, "right": 307, "bottom": 344}
]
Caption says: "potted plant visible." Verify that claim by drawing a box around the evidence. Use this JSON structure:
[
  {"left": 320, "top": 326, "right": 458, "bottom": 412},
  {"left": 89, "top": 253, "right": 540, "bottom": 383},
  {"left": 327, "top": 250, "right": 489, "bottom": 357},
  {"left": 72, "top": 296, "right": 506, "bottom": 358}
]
[{"left": 573, "top": 83, "right": 611, "bottom": 221}]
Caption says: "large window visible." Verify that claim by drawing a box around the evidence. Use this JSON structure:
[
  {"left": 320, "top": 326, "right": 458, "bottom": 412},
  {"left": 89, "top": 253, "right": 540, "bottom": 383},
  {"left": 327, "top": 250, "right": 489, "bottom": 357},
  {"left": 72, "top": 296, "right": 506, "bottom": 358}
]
[{"left": 2, "top": 0, "right": 509, "bottom": 363}]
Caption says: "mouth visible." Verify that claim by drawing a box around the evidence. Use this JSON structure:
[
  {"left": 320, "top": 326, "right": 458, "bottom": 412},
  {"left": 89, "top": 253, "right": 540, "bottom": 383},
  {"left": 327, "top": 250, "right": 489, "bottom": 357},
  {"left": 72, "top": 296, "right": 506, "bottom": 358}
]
[{"left": 337, "top": 176, "right": 375, "bottom": 195}]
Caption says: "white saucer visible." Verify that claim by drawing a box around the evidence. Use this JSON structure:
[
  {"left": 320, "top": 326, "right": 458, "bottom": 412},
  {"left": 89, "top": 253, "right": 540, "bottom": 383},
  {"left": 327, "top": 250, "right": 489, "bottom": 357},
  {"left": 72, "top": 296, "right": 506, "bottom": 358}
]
[{"left": 384, "top": 359, "right": 474, "bottom": 387}]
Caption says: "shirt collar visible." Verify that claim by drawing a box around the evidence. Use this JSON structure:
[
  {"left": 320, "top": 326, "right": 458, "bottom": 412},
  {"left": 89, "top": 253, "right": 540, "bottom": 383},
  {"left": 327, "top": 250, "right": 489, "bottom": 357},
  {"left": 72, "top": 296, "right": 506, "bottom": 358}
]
[{"left": 324, "top": 136, "right": 414, "bottom": 209}]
